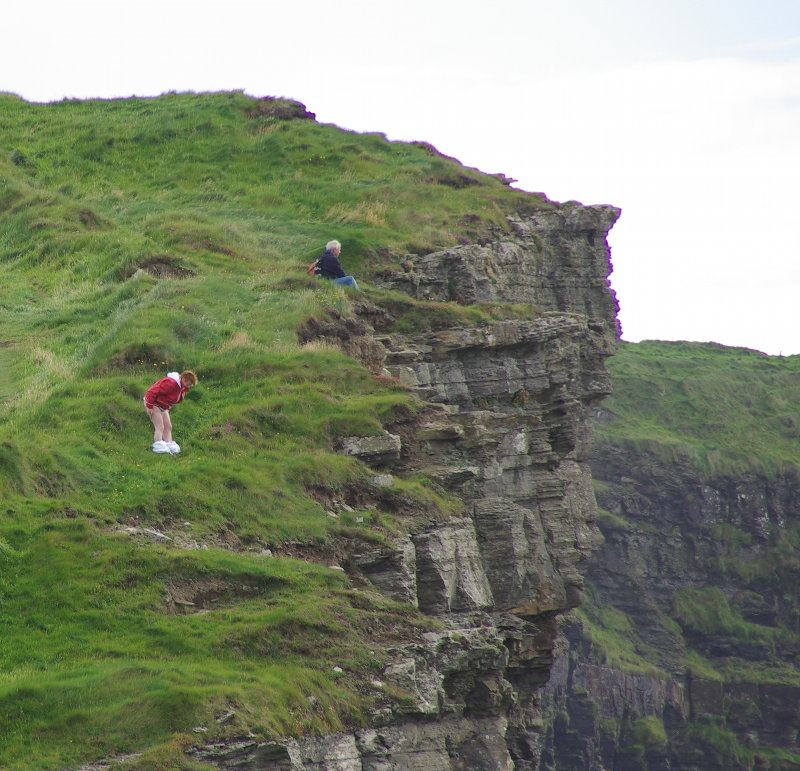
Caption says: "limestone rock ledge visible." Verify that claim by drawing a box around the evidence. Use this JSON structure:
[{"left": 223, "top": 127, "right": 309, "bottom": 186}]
[
  {"left": 380, "top": 204, "right": 621, "bottom": 341},
  {"left": 196, "top": 201, "right": 620, "bottom": 769}
]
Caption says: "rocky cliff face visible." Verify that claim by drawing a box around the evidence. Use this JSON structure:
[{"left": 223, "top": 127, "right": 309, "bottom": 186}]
[
  {"left": 384, "top": 206, "right": 620, "bottom": 340},
  {"left": 191, "top": 201, "right": 620, "bottom": 769},
  {"left": 539, "top": 426, "right": 800, "bottom": 769}
]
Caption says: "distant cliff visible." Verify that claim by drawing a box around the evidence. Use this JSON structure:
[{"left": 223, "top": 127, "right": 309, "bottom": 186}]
[{"left": 540, "top": 342, "right": 800, "bottom": 770}]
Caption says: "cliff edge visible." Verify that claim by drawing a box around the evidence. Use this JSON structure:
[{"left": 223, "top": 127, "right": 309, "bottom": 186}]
[
  {"left": 0, "top": 92, "right": 619, "bottom": 769},
  {"left": 195, "top": 202, "right": 621, "bottom": 769}
]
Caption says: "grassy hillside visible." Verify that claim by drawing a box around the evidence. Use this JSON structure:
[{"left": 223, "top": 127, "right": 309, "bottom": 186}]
[
  {"left": 0, "top": 91, "right": 549, "bottom": 768},
  {"left": 601, "top": 340, "right": 800, "bottom": 475}
]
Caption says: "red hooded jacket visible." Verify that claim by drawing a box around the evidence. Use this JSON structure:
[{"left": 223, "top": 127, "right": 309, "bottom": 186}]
[{"left": 144, "top": 372, "right": 188, "bottom": 411}]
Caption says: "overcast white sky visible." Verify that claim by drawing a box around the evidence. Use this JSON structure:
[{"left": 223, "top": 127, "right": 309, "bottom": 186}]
[{"left": 4, "top": 0, "right": 799, "bottom": 354}]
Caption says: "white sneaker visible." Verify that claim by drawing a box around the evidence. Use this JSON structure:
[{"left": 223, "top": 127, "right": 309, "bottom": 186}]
[
  {"left": 152, "top": 441, "right": 171, "bottom": 454},
  {"left": 166, "top": 441, "right": 181, "bottom": 454}
]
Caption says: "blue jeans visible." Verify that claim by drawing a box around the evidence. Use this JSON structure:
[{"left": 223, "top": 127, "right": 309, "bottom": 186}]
[{"left": 334, "top": 275, "right": 359, "bottom": 289}]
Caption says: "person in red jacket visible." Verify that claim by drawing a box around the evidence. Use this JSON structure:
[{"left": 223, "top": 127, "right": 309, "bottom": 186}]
[{"left": 143, "top": 370, "right": 197, "bottom": 454}]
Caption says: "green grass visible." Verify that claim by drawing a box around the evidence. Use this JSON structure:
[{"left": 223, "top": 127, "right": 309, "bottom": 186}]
[
  {"left": 717, "top": 659, "right": 800, "bottom": 687},
  {"left": 362, "top": 286, "right": 543, "bottom": 333},
  {"left": 681, "top": 647, "right": 798, "bottom": 689},
  {"left": 575, "top": 602, "right": 667, "bottom": 678},
  {"left": 119, "top": 736, "right": 212, "bottom": 770},
  {"left": 0, "top": 90, "right": 552, "bottom": 767},
  {"left": 713, "top": 524, "right": 800, "bottom": 587},
  {"left": 681, "top": 724, "right": 800, "bottom": 769},
  {"left": 595, "top": 506, "right": 632, "bottom": 532},
  {"left": 0, "top": 512, "right": 405, "bottom": 768},
  {"left": 631, "top": 715, "right": 668, "bottom": 749},
  {"left": 673, "top": 587, "right": 779, "bottom": 646},
  {"left": 683, "top": 649, "right": 724, "bottom": 682},
  {"left": 758, "top": 746, "right": 800, "bottom": 769},
  {"left": 601, "top": 341, "right": 800, "bottom": 476},
  {"left": 678, "top": 721, "right": 755, "bottom": 768}
]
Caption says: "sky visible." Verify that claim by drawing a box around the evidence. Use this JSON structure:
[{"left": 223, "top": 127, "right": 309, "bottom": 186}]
[{"left": 3, "top": 0, "right": 799, "bottom": 354}]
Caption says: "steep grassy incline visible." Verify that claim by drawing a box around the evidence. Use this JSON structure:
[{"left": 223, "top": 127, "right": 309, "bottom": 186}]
[
  {"left": 0, "top": 91, "right": 550, "bottom": 769},
  {"left": 600, "top": 340, "right": 800, "bottom": 475}
]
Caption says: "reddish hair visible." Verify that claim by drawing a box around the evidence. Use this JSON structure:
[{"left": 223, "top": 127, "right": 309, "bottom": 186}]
[{"left": 180, "top": 370, "right": 198, "bottom": 386}]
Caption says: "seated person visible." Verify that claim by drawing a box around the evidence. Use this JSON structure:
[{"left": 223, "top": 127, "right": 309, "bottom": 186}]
[{"left": 313, "top": 239, "right": 359, "bottom": 289}]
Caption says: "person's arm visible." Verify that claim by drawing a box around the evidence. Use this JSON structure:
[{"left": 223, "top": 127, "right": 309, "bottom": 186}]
[
  {"left": 331, "top": 255, "right": 345, "bottom": 278},
  {"left": 144, "top": 379, "right": 165, "bottom": 408}
]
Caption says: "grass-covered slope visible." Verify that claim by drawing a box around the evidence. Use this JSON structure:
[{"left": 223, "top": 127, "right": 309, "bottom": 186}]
[
  {"left": 0, "top": 91, "right": 549, "bottom": 768},
  {"left": 600, "top": 340, "right": 800, "bottom": 475}
]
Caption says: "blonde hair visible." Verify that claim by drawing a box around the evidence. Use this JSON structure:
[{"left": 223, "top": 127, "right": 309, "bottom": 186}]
[
  {"left": 180, "top": 370, "right": 198, "bottom": 386},
  {"left": 326, "top": 239, "right": 341, "bottom": 252}
]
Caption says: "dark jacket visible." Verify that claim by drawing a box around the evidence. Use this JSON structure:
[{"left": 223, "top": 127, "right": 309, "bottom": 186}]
[{"left": 317, "top": 249, "right": 345, "bottom": 279}]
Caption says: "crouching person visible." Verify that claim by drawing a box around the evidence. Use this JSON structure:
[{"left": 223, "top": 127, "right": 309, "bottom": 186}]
[
  {"left": 315, "top": 239, "right": 359, "bottom": 289},
  {"left": 143, "top": 370, "right": 197, "bottom": 454}
]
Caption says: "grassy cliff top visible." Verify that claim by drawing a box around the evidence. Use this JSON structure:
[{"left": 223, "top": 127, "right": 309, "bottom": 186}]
[
  {"left": 600, "top": 340, "right": 800, "bottom": 475},
  {"left": 0, "top": 91, "right": 549, "bottom": 768}
]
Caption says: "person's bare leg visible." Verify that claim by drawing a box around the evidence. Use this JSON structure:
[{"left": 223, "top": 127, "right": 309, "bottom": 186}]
[
  {"left": 145, "top": 402, "right": 164, "bottom": 442},
  {"left": 162, "top": 410, "right": 173, "bottom": 443}
]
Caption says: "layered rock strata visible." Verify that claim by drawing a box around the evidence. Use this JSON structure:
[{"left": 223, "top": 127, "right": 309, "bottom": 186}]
[
  {"left": 195, "top": 202, "right": 620, "bottom": 769},
  {"left": 385, "top": 205, "right": 620, "bottom": 339}
]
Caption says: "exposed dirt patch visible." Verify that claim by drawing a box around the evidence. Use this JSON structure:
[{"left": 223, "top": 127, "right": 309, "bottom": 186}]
[
  {"left": 127, "top": 254, "right": 196, "bottom": 279},
  {"left": 165, "top": 575, "right": 277, "bottom": 615},
  {"left": 456, "top": 213, "right": 501, "bottom": 245},
  {"left": 33, "top": 470, "right": 71, "bottom": 497},
  {"left": 273, "top": 541, "right": 341, "bottom": 567},
  {"left": 207, "top": 420, "right": 238, "bottom": 439},
  {"left": 427, "top": 172, "right": 481, "bottom": 189},
  {"left": 77, "top": 208, "right": 106, "bottom": 229},
  {"left": 245, "top": 97, "right": 316, "bottom": 121},
  {"left": 9, "top": 148, "right": 28, "bottom": 166},
  {"left": 306, "top": 479, "right": 427, "bottom": 522},
  {"left": 298, "top": 308, "right": 387, "bottom": 373},
  {"left": 410, "top": 140, "right": 460, "bottom": 162},
  {"left": 351, "top": 300, "right": 396, "bottom": 332},
  {"left": 272, "top": 274, "right": 319, "bottom": 291},
  {"left": 339, "top": 591, "right": 430, "bottom": 645},
  {"left": 76, "top": 752, "right": 143, "bottom": 771},
  {"left": 114, "top": 516, "right": 278, "bottom": 558},
  {"left": 187, "top": 238, "right": 237, "bottom": 257},
  {"left": 298, "top": 308, "right": 372, "bottom": 345},
  {"left": 103, "top": 343, "right": 169, "bottom": 371}
]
